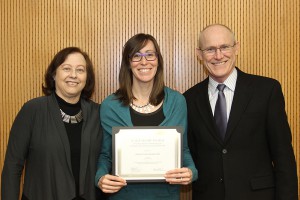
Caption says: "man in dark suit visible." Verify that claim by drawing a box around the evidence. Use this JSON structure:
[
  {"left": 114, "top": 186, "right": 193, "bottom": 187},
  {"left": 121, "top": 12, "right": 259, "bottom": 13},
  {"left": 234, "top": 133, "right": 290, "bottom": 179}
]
[{"left": 183, "top": 24, "right": 298, "bottom": 200}]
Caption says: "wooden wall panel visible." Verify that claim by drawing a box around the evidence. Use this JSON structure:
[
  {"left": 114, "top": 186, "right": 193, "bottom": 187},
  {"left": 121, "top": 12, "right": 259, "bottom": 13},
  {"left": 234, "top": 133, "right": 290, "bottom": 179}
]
[{"left": 0, "top": 0, "right": 299, "bottom": 199}]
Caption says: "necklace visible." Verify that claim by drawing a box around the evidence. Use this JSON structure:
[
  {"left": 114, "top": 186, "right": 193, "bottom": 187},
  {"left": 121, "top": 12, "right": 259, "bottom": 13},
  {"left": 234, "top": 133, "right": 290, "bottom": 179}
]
[
  {"left": 60, "top": 109, "right": 83, "bottom": 123},
  {"left": 130, "top": 102, "right": 155, "bottom": 113}
]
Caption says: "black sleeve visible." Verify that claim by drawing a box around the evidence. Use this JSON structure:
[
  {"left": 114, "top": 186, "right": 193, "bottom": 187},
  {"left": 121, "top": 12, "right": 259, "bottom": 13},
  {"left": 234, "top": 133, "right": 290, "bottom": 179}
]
[{"left": 1, "top": 101, "right": 35, "bottom": 200}]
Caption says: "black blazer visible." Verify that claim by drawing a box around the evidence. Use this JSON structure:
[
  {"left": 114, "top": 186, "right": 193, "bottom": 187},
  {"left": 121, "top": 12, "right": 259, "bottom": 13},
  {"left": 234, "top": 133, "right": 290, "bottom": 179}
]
[
  {"left": 1, "top": 93, "right": 103, "bottom": 200},
  {"left": 184, "top": 68, "right": 298, "bottom": 200}
]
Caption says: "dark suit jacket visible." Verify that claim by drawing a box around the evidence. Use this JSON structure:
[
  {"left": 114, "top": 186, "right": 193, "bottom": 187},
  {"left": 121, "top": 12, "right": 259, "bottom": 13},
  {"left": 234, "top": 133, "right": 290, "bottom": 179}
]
[
  {"left": 183, "top": 68, "right": 298, "bottom": 200},
  {"left": 1, "top": 93, "right": 103, "bottom": 200}
]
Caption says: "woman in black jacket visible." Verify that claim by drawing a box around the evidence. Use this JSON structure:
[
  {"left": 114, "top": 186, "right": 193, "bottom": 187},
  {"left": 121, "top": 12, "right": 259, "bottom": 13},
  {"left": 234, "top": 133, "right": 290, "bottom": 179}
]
[{"left": 1, "top": 47, "right": 103, "bottom": 200}]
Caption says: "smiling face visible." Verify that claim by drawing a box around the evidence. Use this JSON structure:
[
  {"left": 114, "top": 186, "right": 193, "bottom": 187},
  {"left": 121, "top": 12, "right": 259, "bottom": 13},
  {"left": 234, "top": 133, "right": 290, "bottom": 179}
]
[
  {"left": 196, "top": 25, "right": 239, "bottom": 83},
  {"left": 54, "top": 52, "right": 87, "bottom": 103},
  {"left": 130, "top": 40, "right": 158, "bottom": 86}
]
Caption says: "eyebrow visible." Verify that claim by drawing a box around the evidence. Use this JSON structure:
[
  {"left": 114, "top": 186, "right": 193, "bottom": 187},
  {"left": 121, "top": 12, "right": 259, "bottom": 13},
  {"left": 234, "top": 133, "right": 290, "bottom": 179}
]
[
  {"left": 61, "top": 64, "right": 86, "bottom": 67},
  {"left": 137, "top": 50, "right": 156, "bottom": 53}
]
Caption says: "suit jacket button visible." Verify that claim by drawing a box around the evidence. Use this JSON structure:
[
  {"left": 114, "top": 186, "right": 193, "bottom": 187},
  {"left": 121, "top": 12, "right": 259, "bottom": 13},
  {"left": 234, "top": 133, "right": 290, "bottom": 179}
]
[
  {"left": 219, "top": 178, "right": 223, "bottom": 182},
  {"left": 222, "top": 149, "right": 227, "bottom": 154}
]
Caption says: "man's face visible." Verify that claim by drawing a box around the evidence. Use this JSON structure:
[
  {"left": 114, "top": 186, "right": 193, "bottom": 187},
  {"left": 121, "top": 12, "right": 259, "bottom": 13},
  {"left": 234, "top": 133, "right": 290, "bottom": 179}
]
[{"left": 196, "top": 25, "right": 239, "bottom": 83}]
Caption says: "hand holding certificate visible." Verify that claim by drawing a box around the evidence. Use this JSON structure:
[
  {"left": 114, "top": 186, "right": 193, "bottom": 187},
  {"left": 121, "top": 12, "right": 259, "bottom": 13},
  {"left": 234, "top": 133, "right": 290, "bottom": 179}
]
[
  {"left": 112, "top": 126, "right": 183, "bottom": 182},
  {"left": 165, "top": 167, "right": 193, "bottom": 185}
]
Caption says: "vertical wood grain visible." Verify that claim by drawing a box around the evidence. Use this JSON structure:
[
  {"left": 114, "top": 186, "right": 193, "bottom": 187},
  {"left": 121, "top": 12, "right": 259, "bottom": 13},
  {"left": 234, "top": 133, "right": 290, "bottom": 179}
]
[{"left": 0, "top": 0, "right": 299, "bottom": 199}]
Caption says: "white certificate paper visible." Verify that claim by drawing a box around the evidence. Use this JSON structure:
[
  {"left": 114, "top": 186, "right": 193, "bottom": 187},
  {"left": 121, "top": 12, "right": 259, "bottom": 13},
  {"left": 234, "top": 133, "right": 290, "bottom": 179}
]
[{"left": 112, "top": 126, "right": 182, "bottom": 182}]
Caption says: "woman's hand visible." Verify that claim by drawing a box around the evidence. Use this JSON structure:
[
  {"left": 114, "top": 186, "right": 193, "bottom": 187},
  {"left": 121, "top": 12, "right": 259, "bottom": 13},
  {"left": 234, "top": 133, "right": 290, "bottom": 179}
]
[
  {"left": 98, "top": 174, "right": 127, "bottom": 193},
  {"left": 164, "top": 167, "right": 193, "bottom": 185}
]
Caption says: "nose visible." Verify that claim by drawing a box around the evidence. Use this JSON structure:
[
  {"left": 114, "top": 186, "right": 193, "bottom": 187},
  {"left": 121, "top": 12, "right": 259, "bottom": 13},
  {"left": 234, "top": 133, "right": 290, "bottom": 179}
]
[
  {"left": 214, "top": 48, "right": 224, "bottom": 59},
  {"left": 69, "top": 69, "right": 77, "bottom": 77},
  {"left": 140, "top": 56, "right": 147, "bottom": 64}
]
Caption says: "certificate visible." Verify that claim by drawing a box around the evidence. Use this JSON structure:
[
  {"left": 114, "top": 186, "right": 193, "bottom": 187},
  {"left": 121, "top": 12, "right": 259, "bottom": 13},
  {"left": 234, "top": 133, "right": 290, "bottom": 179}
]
[{"left": 112, "top": 126, "right": 183, "bottom": 182}]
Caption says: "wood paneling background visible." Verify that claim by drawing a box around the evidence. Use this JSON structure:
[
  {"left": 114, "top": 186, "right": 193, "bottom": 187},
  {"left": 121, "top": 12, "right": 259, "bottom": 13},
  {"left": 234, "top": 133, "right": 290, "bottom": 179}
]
[{"left": 0, "top": 0, "right": 299, "bottom": 199}]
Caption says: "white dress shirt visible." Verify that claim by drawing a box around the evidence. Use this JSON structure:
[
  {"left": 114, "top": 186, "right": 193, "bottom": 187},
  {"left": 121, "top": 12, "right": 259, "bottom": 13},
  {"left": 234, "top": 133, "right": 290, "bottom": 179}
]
[{"left": 208, "top": 68, "right": 237, "bottom": 121}]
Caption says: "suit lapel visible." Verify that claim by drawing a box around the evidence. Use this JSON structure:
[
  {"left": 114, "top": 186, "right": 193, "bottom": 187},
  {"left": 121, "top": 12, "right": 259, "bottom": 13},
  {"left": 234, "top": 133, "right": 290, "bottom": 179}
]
[
  {"left": 224, "top": 69, "right": 254, "bottom": 143},
  {"left": 196, "top": 79, "right": 224, "bottom": 145}
]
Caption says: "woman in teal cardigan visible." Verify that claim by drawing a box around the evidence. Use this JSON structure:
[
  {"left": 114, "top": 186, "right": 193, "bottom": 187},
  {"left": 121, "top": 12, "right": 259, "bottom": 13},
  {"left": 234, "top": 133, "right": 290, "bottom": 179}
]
[{"left": 95, "top": 33, "right": 197, "bottom": 200}]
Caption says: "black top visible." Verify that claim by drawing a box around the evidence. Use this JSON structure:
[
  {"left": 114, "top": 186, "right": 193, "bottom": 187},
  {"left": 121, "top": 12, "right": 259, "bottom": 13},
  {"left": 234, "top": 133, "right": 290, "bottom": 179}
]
[
  {"left": 130, "top": 105, "right": 165, "bottom": 126},
  {"left": 55, "top": 93, "right": 83, "bottom": 199}
]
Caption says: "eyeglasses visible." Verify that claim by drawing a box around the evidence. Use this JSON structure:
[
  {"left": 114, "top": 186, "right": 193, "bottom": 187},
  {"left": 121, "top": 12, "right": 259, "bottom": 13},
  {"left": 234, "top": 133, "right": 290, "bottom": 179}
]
[
  {"left": 200, "top": 43, "right": 236, "bottom": 56},
  {"left": 130, "top": 52, "right": 157, "bottom": 62}
]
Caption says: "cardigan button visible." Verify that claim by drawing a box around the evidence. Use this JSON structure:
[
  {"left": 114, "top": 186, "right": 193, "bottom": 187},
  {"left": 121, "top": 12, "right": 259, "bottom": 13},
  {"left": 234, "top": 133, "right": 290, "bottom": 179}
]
[{"left": 222, "top": 149, "right": 227, "bottom": 154}]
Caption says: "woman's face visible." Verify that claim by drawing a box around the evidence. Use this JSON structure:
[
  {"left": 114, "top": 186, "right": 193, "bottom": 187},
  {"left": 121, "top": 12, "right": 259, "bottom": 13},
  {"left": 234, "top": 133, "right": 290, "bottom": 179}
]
[
  {"left": 54, "top": 52, "right": 87, "bottom": 103},
  {"left": 130, "top": 40, "right": 158, "bottom": 86}
]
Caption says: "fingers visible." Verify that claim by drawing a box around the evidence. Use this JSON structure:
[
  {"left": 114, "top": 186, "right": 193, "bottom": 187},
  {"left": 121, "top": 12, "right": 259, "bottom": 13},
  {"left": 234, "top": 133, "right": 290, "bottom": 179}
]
[
  {"left": 98, "top": 174, "right": 127, "bottom": 193},
  {"left": 164, "top": 167, "right": 193, "bottom": 185}
]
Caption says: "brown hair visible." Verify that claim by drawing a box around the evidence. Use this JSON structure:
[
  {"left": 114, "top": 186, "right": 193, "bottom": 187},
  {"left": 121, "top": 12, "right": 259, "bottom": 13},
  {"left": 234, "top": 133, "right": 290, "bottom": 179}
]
[
  {"left": 42, "top": 47, "right": 95, "bottom": 99},
  {"left": 115, "top": 33, "right": 165, "bottom": 106}
]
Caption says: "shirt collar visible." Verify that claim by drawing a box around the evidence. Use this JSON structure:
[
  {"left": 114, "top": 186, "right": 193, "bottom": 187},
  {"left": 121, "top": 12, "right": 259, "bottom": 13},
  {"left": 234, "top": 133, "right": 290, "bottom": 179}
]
[{"left": 208, "top": 68, "right": 237, "bottom": 93}]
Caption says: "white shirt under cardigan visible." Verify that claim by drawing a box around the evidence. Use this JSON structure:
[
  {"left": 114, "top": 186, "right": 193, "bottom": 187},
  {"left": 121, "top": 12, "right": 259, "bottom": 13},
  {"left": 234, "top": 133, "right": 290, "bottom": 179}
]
[{"left": 208, "top": 68, "right": 237, "bottom": 121}]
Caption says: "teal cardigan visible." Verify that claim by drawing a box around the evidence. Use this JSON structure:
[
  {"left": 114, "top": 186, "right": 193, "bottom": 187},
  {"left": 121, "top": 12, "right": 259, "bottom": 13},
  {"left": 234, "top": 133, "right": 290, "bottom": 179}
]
[{"left": 95, "top": 87, "right": 197, "bottom": 200}]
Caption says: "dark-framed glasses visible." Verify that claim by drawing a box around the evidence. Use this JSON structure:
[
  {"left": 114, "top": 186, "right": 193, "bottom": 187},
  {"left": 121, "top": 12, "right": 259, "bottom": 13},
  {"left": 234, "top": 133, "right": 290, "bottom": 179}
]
[
  {"left": 200, "top": 43, "right": 236, "bottom": 56},
  {"left": 130, "top": 52, "right": 157, "bottom": 62}
]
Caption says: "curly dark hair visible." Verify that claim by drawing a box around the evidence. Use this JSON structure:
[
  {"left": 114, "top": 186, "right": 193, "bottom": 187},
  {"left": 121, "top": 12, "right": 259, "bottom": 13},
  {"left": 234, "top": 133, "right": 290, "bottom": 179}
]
[{"left": 42, "top": 47, "right": 95, "bottom": 99}]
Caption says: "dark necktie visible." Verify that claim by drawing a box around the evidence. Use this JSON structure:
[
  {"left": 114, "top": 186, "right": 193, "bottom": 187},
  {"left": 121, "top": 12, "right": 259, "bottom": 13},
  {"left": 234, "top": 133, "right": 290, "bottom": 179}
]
[{"left": 214, "top": 84, "right": 227, "bottom": 140}]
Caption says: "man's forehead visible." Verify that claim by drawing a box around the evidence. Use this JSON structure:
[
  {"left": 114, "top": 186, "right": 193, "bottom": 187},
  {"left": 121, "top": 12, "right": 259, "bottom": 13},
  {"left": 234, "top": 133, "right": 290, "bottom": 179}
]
[{"left": 200, "top": 26, "right": 235, "bottom": 47}]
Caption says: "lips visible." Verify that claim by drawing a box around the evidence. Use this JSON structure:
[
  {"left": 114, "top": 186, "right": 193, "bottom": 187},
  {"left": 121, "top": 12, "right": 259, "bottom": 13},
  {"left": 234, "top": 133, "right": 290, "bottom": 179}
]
[
  {"left": 138, "top": 68, "right": 151, "bottom": 73},
  {"left": 66, "top": 81, "right": 79, "bottom": 86},
  {"left": 212, "top": 61, "right": 227, "bottom": 65}
]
